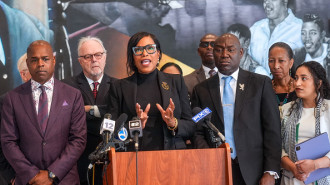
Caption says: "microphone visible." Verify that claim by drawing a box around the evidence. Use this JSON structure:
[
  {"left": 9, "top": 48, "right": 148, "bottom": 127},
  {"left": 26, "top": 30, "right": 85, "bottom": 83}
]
[
  {"left": 113, "top": 113, "right": 128, "bottom": 139},
  {"left": 98, "top": 113, "right": 129, "bottom": 154},
  {"left": 192, "top": 107, "right": 226, "bottom": 144},
  {"left": 100, "top": 113, "right": 115, "bottom": 144},
  {"left": 129, "top": 117, "right": 143, "bottom": 150}
]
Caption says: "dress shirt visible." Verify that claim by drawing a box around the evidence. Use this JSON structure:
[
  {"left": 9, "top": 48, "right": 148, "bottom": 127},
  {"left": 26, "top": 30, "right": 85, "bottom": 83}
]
[
  {"left": 203, "top": 65, "right": 218, "bottom": 79},
  {"left": 249, "top": 9, "right": 303, "bottom": 75},
  {"left": 31, "top": 77, "right": 54, "bottom": 115},
  {"left": 85, "top": 75, "right": 103, "bottom": 118}
]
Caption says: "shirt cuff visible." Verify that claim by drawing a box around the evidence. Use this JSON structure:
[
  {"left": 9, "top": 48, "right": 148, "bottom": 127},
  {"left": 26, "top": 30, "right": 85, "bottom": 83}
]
[
  {"left": 264, "top": 171, "right": 279, "bottom": 179},
  {"left": 93, "top": 105, "right": 101, "bottom": 118}
]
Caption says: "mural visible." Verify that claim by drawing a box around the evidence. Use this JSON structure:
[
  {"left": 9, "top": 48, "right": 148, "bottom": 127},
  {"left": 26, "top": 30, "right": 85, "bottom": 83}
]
[{"left": 0, "top": 0, "right": 329, "bottom": 96}]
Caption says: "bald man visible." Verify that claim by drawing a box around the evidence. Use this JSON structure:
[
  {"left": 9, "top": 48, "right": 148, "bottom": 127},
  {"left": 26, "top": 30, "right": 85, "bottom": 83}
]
[
  {"left": 192, "top": 34, "right": 281, "bottom": 185},
  {"left": 1, "top": 40, "right": 86, "bottom": 185},
  {"left": 184, "top": 33, "right": 218, "bottom": 98}
]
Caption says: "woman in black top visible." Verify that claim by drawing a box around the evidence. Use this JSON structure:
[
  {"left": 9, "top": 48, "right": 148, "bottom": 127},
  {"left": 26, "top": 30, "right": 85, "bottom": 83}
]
[
  {"left": 268, "top": 42, "right": 296, "bottom": 107},
  {"left": 109, "top": 32, "right": 195, "bottom": 151}
]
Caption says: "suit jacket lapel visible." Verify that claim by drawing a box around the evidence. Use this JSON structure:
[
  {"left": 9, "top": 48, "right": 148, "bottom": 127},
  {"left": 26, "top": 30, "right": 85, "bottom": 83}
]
[
  {"left": 122, "top": 74, "right": 137, "bottom": 116},
  {"left": 158, "top": 71, "right": 171, "bottom": 108},
  {"left": 196, "top": 67, "right": 206, "bottom": 83},
  {"left": 19, "top": 81, "right": 43, "bottom": 136},
  {"left": 234, "top": 69, "right": 250, "bottom": 122},
  {"left": 77, "top": 72, "right": 94, "bottom": 104},
  {"left": 207, "top": 74, "right": 224, "bottom": 128},
  {"left": 96, "top": 74, "right": 110, "bottom": 104},
  {"left": 45, "top": 80, "right": 63, "bottom": 136}
]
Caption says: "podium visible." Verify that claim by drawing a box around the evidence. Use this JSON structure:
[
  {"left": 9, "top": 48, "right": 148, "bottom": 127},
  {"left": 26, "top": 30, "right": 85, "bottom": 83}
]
[{"left": 104, "top": 143, "right": 232, "bottom": 185}]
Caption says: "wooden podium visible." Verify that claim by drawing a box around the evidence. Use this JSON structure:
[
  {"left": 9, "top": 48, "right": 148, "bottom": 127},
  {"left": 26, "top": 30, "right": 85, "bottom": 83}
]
[{"left": 104, "top": 143, "right": 232, "bottom": 185}]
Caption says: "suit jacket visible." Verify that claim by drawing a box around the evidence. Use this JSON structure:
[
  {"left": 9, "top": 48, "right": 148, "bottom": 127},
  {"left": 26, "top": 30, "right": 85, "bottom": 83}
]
[
  {"left": 63, "top": 72, "right": 116, "bottom": 136},
  {"left": 109, "top": 70, "right": 195, "bottom": 150},
  {"left": 184, "top": 66, "right": 206, "bottom": 98},
  {"left": 191, "top": 69, "right": 281, "bottom": 185},
  {"left": 62, "top": 72, "right": 116, "bottom": 184},
  {"left": 0, "top": 94, "right": 15, "bottom": 184},
  {"left": 1, "top": 79, "right": 87, "bottom": 185}
]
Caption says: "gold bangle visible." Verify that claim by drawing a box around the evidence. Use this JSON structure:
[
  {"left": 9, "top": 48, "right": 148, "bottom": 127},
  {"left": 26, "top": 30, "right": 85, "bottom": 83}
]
[{"left": 167, "top": 118, "right": 178, "bottom": 131}]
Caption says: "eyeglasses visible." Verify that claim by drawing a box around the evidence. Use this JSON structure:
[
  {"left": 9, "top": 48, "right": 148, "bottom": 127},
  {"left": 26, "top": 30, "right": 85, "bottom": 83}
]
[
  {"left": 132, "top": 44, "right": 157, "bottom": 56},
  {"left": 199, "top": 41, "right": 215, "bottom": 48},
  {"left": 79, "top": 52, "right": 105, "bottom": 61}
]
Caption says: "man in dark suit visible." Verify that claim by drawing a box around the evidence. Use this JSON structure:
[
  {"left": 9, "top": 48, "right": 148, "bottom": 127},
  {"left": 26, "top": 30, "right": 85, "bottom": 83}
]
[
  {"left": 63, "top": 36, "right": 116, "bottom": 185},
  {"left": 1, "top": 40, "right": 86, "bottom": 185},
  {"left": 184, "top": 33, "right": 218, "bottom": 97},
  {"left": 191, "top": 33, "right": 281, "bottom": 185}
]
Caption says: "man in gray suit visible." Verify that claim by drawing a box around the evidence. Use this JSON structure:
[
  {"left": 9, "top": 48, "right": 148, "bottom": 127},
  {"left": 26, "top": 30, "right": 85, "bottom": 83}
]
[
  {"left": 1, "top": 40, "right": 86, "bottom": 185},
  {"left": 184, "top": 33, "right": 218, "bottom": 97}
]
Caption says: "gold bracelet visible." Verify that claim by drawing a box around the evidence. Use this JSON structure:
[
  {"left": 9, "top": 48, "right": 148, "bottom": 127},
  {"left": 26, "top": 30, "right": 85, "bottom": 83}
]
[{"left": 167, "top": 118, "right": 178, "bottom": 131}]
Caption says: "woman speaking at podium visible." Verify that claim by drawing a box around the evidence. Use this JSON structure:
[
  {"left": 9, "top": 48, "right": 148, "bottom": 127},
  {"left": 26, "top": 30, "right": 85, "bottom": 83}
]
[
  {"left": 281, "top": 61, "right": 330, "bottom": 184},
  {"left": 109, "top": 32, "right": 195, "bottom": 151}
]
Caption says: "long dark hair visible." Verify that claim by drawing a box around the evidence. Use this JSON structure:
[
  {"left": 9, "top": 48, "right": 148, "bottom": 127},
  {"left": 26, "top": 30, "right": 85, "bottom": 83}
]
[
  {"left": 294, "top": 61, "right": 330, "bottom": 104},
  {"left": 126, "top": 32, "right": 162, "bottom": 75}
]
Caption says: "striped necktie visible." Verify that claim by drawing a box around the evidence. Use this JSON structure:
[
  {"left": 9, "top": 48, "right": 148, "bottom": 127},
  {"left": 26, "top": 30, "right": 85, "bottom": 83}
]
[{"left": 38, "top": 85, "right": 48, "bottom": 134}]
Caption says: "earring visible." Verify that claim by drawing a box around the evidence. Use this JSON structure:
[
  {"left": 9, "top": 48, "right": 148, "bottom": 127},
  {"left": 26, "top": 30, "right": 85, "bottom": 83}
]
[
  {"left": 158, "top": 58, "right": 160, "bottom": 64},
  {"left": 289, "top": 68, "right": 291, "bottom": 76}
]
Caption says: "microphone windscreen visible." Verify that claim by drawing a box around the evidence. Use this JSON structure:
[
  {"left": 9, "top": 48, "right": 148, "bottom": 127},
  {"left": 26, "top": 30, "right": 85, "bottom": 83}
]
[
  {"left": 192, "top": 107, "right": 203, "bottom": 115},
  {"left": 114, "top": 113, "right": 128, "bottom": 135},
  {"left": 104, "top": 113, "right": 111, "bottom": 119}
]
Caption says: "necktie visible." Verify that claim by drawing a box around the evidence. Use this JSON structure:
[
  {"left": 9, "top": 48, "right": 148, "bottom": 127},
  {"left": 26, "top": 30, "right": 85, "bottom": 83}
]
[
  {"left": 92, "top": 82, "right": 99, "bottom": 99},
  {"left": 209, "top": 69, "right": 217, "bottom": 77},
  {"left": 38, "top": 85, "right": 48, "bottom": 134},
  {"left": 222, "top": 76, "right": 236, "bottom": 159}
]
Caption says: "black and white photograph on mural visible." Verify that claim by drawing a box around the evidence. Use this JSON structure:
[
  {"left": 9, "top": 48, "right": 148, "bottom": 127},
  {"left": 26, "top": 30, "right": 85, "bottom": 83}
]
[{"left": 0, "top": 0, "right": 330, "bottom": 95}]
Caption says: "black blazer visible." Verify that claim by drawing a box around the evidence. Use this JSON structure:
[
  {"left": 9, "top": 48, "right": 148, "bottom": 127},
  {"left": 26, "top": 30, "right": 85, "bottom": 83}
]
[
  {"left": 109, "top": 70, "right": 195, "bottom": 150},
  {"left": 63, "top": 72, "right": 116, "bottom": 136},
  {"left": 191, "top": 69, "right": 281, "bottom": 185}
]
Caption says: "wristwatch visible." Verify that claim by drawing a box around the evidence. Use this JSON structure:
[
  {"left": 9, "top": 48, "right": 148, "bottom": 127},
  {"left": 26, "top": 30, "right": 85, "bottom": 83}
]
[
  {"left": 89, "top": 106, "right": 94, "bottom": 116},
  {"left": 48, "top": 170, "right": 56, "bottom": 179},
  {"left": 48, "top": 171, "right": 59, "bottom": 184}
]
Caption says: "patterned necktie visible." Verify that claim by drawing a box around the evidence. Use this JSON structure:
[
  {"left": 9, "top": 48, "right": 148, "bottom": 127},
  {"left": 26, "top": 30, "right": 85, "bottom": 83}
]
[
  {"left": 222, "top": 76, "right": 236, "bottom": 159},
  {"left": 209, "top": 69, "right": 217, "bottom": 77},
  {"left": 38, "top": 85, "right": 48, "bottom": 134},
  {"left": 92, "top": 82, "right": 99, "bottom": 99}
]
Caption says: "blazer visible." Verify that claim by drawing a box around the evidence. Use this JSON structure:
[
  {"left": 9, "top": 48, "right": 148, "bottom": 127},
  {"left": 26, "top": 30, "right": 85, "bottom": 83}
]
[
  {"left": 63, "top": 72, "right": 116, "bottom": 136},
  {"left": 109, "top": 70, "right": 195, "bottom": 150},
  {"left": 1, "top": 79, "right": 87, "bottom": 185},
  {"left": 191, "top": 69, "right": 281, "bottom": 185},
  {"left": 0, "top": 94, "right": 15, "bottom": 184},
  {"left": 62, "top": 72, "right": 116, "bottom": 184},
  {"left": 184, "top": 66, "right": 206, "bottom": 98}
]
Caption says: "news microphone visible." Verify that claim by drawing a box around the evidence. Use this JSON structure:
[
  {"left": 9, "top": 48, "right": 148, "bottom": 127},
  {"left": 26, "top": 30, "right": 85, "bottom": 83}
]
[
  {"left": 113, "top": 113, "right": 128, "bottom": 139},
  {"left": 98, "top": 113, "right": 129, "bottom": 154},
  {"left": 100, "top": 113, "right": 115, "bottom": 144},
  {"left": 192, "top": 107, "right": 226, "bottom": 144},
  {"left": 129, "top": 117, "right": 143, "bottom": 150}
]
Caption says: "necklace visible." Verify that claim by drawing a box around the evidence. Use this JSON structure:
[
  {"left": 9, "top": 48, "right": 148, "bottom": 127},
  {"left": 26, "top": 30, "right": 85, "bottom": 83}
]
[{"left": 272, "top": 78, "right": 293, "bottom": 106}]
